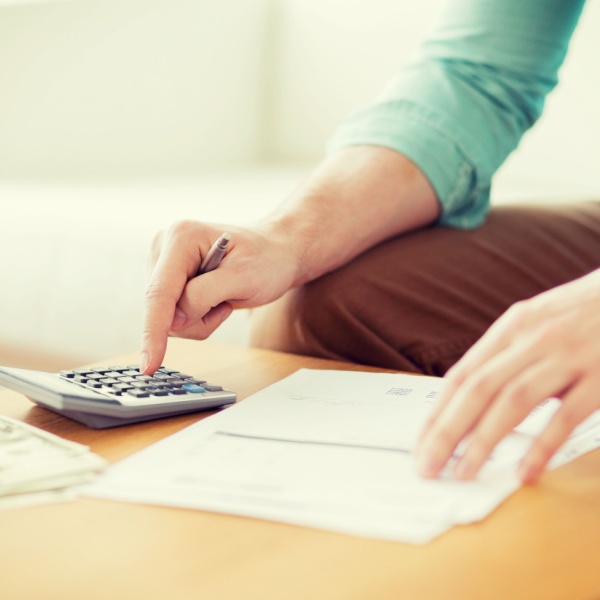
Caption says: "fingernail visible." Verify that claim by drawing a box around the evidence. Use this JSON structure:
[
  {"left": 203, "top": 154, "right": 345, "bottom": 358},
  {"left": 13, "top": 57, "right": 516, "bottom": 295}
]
[
  {"left": 454, "top": 459, "right": 474, "bottom": 480},
  {"left": 417, "top": 457, "right": 441, "bottom": 479},
  {"left": 172, "top": 307, "right": 188, "bottom": 330},
  {"left": 517, "top": 461, "right": 537, "bottom": 484},
  {"left": 140, "top": 351, "right": 150, "bottom": 374}
]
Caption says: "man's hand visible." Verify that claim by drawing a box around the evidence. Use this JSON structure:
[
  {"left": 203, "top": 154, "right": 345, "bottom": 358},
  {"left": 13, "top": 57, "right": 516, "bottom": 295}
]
[
  {"left": 141, "top": 220, "right": 299, "bottom": 374},
  {"left": 140, "top": 147, "right": 439, "bottom": 375},
  {"left": 416, "top": 268, "right": 600, "bottom": 483}
]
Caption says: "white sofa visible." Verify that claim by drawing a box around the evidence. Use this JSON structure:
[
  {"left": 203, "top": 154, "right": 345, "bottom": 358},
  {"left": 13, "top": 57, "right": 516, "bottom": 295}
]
[{"left": 1, "top": 0, "right": 600, "bottom": 370}]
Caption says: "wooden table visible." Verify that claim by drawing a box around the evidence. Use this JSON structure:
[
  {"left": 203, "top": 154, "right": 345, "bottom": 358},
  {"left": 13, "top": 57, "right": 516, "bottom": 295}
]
[{"left": 1, "top": 339, "right": 599, "bottom": 600}]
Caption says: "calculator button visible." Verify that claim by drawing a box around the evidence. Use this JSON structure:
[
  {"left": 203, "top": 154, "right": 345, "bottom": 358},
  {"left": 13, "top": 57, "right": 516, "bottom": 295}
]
[
  {"left": 114, "top": 383, "right": 134, "bottom": 391},
  {"left": 151, "top": 391, "right": 169, "bottom": 397},
  {"left": 182, "top": 383, "right": 206, "bottom": 393},
  {"left": 202, "top": 383, "right": 223, "bottom": 392},
  {"left": 91, "top": 368, "right": 111, "bottom": 374},
  {"left": 86, "top": 373, "right": 105, "bottom": 380},
  {"left": 108, "top": 366, "right": 128, "bottom": 372},
  {"left": 171, "top": 389, "right": 188, "bottom": 395},
  {"left": 99, "top": 378, "right": 119, "bottom": 385},
  {"left": 73, "top": 369, "right": 93, "bottom": 375},
  {"left": 117, "top": 376, "right": 136, "bottom": 383},
  {"left": 123, "top": 370, "right": 139, "bottom": 376},
  {"left": 74, "top": 376, "right": 89, "bottom": 383},
  {"left": 191, "top": 379, "right": 207, "bottom": 385},
  {"left": 60, "top": 371, "right": 75, "bottom": 378},
  {"left": 87, "top": 382, "right": 103, "bottom": 389},
  {"left": 127, "top": 390, "right": 150, "bottom": 398}
]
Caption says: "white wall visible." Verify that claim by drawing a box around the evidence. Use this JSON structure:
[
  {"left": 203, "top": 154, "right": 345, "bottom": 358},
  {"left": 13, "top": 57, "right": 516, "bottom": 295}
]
[
  {"left": 0, "top": 0, "right": 271, "bottom": 178},
  {"left": 270, "top": 0, "right": 447, "bottom": 162}
]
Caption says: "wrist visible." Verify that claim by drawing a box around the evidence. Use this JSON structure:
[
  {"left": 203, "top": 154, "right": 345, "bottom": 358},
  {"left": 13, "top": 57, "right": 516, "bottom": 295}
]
[{"left": 260, "top": 146, "right": 439, "bottom": 287}]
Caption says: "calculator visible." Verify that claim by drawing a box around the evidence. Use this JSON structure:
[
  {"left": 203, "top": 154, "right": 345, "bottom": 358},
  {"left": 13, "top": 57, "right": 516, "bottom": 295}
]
[{"left": 0, "top": 364, "right": 236, "bottom": 429}]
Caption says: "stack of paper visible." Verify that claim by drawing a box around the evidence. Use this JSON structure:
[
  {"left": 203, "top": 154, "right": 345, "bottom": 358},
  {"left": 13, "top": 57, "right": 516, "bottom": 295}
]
[
  {"left": 82, "top": 369, "right": 600, "bottom": 543},
  {"left": 0, "top": 415, "right": 107, "bottom": 510}
]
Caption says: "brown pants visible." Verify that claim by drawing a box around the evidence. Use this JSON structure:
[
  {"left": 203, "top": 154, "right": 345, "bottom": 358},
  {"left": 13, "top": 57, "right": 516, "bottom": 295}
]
[{"left": 250, "top": 202, "right": 600, "bottom": 376}]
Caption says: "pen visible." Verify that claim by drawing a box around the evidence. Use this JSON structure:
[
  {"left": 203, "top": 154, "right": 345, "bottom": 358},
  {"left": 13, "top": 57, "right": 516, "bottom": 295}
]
[{"left": 197, "top": 232, "right": 231, "bottom": 275}]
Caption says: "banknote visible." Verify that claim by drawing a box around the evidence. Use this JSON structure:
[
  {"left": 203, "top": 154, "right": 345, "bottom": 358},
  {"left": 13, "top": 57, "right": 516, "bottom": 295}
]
[{"left": 0, "top": 415, "right": 107, "bottom": 496}]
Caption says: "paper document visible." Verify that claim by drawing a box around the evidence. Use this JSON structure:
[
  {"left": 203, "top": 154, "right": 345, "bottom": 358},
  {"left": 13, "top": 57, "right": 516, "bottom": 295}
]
[{"left": 82, "top": 369, "right": 600, "bottom": 544}]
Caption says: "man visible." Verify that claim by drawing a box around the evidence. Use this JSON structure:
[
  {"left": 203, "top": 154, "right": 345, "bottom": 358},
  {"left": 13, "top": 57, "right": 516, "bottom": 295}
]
[{"left": 141, "top": 0, "right": 600, "bottom": 484}]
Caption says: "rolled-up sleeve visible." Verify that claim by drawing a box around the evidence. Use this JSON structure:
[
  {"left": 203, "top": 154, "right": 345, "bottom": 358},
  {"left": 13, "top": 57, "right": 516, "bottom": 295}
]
[{"left": 327, "top": 0, "right": 586, "bottom": 228}]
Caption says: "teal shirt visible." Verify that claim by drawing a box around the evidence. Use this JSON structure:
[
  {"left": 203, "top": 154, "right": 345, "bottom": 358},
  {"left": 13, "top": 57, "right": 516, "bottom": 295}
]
[{"left": 327, "top": 0, "right": 586, "bottom": 228}]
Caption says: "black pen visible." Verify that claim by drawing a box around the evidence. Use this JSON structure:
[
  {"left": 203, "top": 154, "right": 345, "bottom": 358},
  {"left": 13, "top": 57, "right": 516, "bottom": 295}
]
[{"left": 197, "top": 232, "right": 231, "bottom": 275}]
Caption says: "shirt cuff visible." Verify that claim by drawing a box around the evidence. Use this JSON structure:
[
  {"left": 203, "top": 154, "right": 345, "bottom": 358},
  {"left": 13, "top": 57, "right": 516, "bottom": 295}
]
[{"left": 327, "top": 99, "right": 490, "bottom": 229}]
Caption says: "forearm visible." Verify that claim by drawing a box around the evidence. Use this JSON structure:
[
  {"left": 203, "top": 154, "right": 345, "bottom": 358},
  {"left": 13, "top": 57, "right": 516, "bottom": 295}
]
[{"left": 261, "top": 146, "right": 439, "bottom": 287}]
